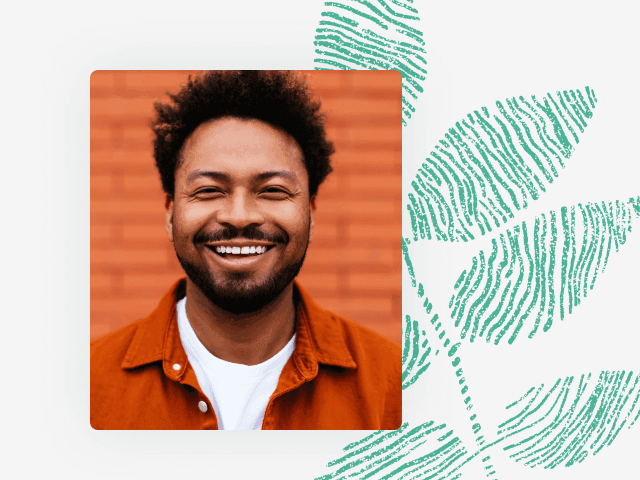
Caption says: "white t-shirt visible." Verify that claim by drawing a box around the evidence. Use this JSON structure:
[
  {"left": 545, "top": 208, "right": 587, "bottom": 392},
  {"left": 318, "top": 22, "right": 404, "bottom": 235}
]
[{"left": 176, "top": 297, "right": 296, "bottom": 430}]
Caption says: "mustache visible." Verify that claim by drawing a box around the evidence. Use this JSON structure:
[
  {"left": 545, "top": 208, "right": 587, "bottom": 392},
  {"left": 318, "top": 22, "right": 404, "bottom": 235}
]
[{"left": 194, "top": 225, "right": 288, "bottom": 245}]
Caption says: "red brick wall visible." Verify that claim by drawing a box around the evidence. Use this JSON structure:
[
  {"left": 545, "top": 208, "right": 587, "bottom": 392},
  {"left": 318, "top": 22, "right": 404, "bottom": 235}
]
[{"left": 90, "top": 70, "right": 402, "bottom": 343}]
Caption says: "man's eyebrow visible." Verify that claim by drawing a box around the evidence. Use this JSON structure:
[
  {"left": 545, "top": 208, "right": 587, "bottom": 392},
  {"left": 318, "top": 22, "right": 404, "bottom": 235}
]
[
  {"left": 254, "top": 170, "right": 299, "bottom": 183},
  {"left": 185, "top": 169, "right": 299, "bottom": 185},
  {"left": 186, "top": 170, "right": 231, "bottom": 184}
]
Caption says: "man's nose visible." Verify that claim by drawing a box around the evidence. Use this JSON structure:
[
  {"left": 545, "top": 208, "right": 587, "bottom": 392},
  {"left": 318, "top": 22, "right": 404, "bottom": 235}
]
[{"left": 215, "top": 192, "right": 265, "bottom": 228}]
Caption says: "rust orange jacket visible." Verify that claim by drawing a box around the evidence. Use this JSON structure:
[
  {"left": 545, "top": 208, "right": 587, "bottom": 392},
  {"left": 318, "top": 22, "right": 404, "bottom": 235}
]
[{"left": 91, "top": 279, "right": 401, "bottom": 430}]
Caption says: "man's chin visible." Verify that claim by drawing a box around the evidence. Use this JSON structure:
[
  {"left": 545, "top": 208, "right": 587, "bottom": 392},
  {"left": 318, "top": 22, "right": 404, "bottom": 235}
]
[
  {"left": 201, "top": 284, "right": 284, "bottom": 315},
  {"left": 176, "top": 245, "right": 308, "bottom": 315}
]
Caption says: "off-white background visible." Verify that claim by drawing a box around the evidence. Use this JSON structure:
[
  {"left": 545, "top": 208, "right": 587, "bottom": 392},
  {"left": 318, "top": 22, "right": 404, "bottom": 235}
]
[{"left": 3, "top": 0, "right": 638, "bottom": 479}]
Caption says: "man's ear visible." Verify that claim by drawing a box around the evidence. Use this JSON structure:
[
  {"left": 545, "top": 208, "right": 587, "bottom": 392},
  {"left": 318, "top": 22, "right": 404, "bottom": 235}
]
[
  {"left": 165, "top": 194, "right": 174, "bottom": 243},
  {"left": 309, "top": 196, "right": 317, "bottom": 243}
]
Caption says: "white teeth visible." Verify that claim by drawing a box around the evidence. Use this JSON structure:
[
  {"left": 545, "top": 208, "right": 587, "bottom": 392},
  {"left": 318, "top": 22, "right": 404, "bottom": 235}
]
[{"left": 214, "top": 245, "right": 270, "bottom": 255}]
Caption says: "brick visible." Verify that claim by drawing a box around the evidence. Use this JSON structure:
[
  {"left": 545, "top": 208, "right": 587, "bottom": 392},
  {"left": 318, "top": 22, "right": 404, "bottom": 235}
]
[
  {"left": 91, "top": 199, "right": 164, "bottom": 217},
  {"left": 166, "top": 254, "right": 185, "bottom": 273},
  {"left": 90, "top": 273, "right": 112, "bottom": 289},
  {"left": 91, "top": 151, "right": 115, "bottom": 169},
  {"left": 121, "top": 236, "right": 170, "bottom": 250},
  {"left": 347, "top": 223, "right": 401, "bottom": 246},
  {"left": 90, "top": 125, "right": 113, "bottom": 143},
  {"left": 125, "top": 71, "right": 197, "bottom": 89},
  {"left": 318, "top": 198, "right": 398, "bottom": 217},
  {"left": 90, "top": 175, "right": 113, "bottom": 198},
  {"left": 347, "top": 272, "right": 402, "bottom": 292},
  {"left": 345, "top": 126, "right": 401, "bottom": 145},
  {"left": 306, "top": 70, "right": 343, "bottom": 91},
  {"left": 321, "top": 98, "right": 401, "bottom": 119},
  {"left": 90, "top": 248, "right": 168, "bottom": 268},
  {"left": 91, "top": 98, "right": 156, "bottom": 119},
  {"left": 295, "top": 271, "right": 339, "bottom": 292},
  {"left": 312, "top": 213, "right": 401, "bottom": 241},
  {"left": 90, "top": 86, "right": 116, "bottom": 99},
  {"left": 121, "top": 223, "right": 167, "bottom": 242},
  {"left": 345, "top": 173, "right": 401, "bottom": 195},
  {"left": 304, "top": 246, "right": 395, "bottom": 269},
  {"left": 122, "top": 175, "right": 165, "bottom": 199},
  {"left": 91, "top": 114, "right": 150, "bottom": 129},
  {"left": 123, "top": 125, "right": 154, "bottom": 142},
  {"left": 91, "top": 151, "right": 157, "bottom": 175},
  {"left": 90, "top": 322, "right": 115, "bottom": 340},
  {"left": 331, "top": 150, "right": 401, "bottom": 175},
  {"left": 315, "top": 296, "right": 393, "bottom": 315},
  {"left": 315, "top": 169, "right": 341, "bottom": 198},
  {"left": 123, "top": 273, "right": 184, "bottom": 290},
  {"left": 90, "top": 224, "right": 113, "bottom": 241},
  {"left": 90, "top": 71, "right": 115, "bottom": 88},
  {"left": 308, "top": 220, "right": 338, "bottom": 246},
  {"left": 325, "top": 125, "right": 341, "bottom": 145},
  {"left": 348, "top": 70, "right": 402, "bottom": 89},
  {"left": 319, "top": 216, "right": 400, "bottom": 234},
  {"left": 91, "top": 297, "right": 160, "bottom": 318},
  {"left": 366, "top": 323, "right": 401, "bottom": 344}
]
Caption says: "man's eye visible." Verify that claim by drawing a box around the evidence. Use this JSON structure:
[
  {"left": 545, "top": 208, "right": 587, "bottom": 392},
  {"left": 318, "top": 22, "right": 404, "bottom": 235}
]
[
  {"left": 261, "top": 187, "right": 290, "bottom": 198},
  {"left": 195, "top": 188, "right": 224, "bottom": 197}
]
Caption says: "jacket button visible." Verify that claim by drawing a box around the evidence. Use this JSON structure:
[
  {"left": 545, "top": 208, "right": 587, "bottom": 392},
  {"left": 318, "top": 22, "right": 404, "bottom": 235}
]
[
  {"left": 198, "top": 401, "right": 208, "bottom": 413},
  {"left": 172, "top": 363, "right": 181, "bottom": 371}
]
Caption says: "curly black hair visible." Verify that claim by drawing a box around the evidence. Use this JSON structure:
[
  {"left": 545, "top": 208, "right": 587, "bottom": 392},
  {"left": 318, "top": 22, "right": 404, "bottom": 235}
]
[{"left": 151, "top": 70, "right": 334, "bottom": 198}]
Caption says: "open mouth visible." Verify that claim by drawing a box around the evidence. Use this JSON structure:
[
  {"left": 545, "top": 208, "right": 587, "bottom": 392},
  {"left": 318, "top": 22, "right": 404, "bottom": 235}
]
[{"left": 207, "top": 245, "right": 276, "bottom": 259}]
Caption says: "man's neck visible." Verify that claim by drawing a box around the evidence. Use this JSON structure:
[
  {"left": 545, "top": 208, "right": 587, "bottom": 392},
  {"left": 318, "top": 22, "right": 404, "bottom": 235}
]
[{"left": 183, "top": 280, "right": 297, "bottom": 366}]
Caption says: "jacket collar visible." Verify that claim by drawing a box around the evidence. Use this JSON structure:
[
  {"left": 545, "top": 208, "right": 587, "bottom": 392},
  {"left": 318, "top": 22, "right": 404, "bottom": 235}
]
[{"left": 121, "top": 278, "right": 356, "bottom": 373}]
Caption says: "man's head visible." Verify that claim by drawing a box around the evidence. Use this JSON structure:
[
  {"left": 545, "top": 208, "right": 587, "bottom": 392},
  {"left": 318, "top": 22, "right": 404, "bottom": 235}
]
[
  {"left": 151, "top": 71, "right": 334, "bottom": 314},
  {"left": 152, "top": 71, "right": 334, "bottom": 199}
]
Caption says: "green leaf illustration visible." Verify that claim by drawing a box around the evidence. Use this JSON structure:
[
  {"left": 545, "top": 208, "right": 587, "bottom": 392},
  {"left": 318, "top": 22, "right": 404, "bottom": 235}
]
[
  {"left": 403, "top": 310, "right": 438, "bottom": 390},
  {"left": 406, "top": 88, "right": 598, "bottom": 242},
  {"left": 449, "top": 197, "right": 640, "bottom": 345},
  {"left": 496, "top": 371, "right": 640, "bottom": 468},
  {"left": 313, "top": 0, "right": 427, "bottom": 126},
  {"left": 315, "top": 421, "right": 470, "bottom": 480}
]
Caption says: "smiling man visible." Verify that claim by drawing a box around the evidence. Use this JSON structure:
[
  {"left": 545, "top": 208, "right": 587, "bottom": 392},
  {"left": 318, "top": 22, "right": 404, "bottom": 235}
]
[{"left": 90, "top": 71, "right": 401, "bottom": 430}]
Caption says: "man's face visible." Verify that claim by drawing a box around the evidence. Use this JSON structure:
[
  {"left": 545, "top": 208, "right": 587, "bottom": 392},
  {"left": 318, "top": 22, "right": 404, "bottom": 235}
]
[{"left": 165, "top": 117, "right": 315, "bottom": 315}]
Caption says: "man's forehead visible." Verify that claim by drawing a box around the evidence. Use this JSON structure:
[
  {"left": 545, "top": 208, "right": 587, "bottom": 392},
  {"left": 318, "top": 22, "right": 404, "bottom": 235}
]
[
  {"left": 184, "top": 117, "right": 301, "bottom": 155},
  {"left": 176, "top": 117, "right": 307, "bottom": 184}
]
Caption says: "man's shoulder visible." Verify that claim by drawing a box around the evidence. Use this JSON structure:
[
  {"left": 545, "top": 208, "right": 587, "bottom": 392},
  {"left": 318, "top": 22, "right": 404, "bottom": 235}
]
[
  {"left": 328, "top": 311, "right": 402, "bottom": 362},
  {"left": 91, "top": 278, "right": 185, "bottom": 369},
  {"left": 295, "top": 281, "right": 401, "bottom": 372},
  {"left": 307, "top": 302, "right": 402, "bottom": 386},
  {"left": 90, "top": 318, "right": 143, "bottom": 371}
]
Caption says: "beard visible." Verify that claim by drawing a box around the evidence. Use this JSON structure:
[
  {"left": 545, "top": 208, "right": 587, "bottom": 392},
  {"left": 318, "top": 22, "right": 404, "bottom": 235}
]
[{"left": 173, "top": 224, "right": 310, "bottom": 315}]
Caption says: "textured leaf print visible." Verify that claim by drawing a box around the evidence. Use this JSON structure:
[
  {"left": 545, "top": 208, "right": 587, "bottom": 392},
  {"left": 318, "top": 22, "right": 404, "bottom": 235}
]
[
  {"left": 403, "top": 312, "right": 437, "bottom": 390},
  {"left": 449, "top": 197, "right": 640, "bottom": 345},
  {"left": 315, "top": 421, "right": 470, "bottom": 480},
  {"left": 495, "top": 371, "right": 640, "bottom": 468},
  {"left": 406, "top": 88, "right": 598, "bottom": 242},
  {"left": 313, "top": 0, "right": 427, "bottom": 126}
]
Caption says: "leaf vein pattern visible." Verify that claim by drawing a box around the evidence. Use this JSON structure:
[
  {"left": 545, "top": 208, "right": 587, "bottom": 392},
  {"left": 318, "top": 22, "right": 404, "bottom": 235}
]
[
  {"left": 407, "top": 88, "right": 598, "bottom": 242},
  {"left": 449, "top": 198, "right": 640, "bottom": 345},
  {"left": 314, "top": 0, "right": 427, "bottom": 126},
  {"left": 496, "top": 371, "right": 640, "bottom": 468}
]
